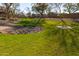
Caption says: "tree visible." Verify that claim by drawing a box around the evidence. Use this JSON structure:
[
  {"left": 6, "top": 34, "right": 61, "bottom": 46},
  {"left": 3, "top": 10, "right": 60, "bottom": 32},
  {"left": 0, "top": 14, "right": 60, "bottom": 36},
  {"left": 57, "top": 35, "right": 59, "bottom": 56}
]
[
  {"left": 2, "top": 3, "right": 13, "bottom": 20},
  {"left": 63, "top": 3, "right": 78, "bottom": 14},
  {"left": 26, "top": 7, "right": 31, "bottom": 17},
  {"left": 76, "top": 3, "right": 79, "bottom": 11},
  {"left": 77, "top": 3, "right": 79, "bottom": 8},
  {"left": 32, "top": 3, "right": 48, "bottom": 17},
  {"left": 11, "top": 3, "right": 20, "bottom": 18},
  {"left": 2, "top": 3, "right": 20, "bottom": 20},
  {"left": 49, "top": 3, "right": 63, "bottom": 14},
  {"left": 46, "top": 4, "right": 53, "bottom": 16}
]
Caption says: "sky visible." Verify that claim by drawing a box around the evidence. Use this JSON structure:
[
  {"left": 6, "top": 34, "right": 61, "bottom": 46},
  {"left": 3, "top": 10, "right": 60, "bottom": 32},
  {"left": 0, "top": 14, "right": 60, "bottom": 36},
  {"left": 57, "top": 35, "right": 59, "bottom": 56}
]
[
  {"left": 19, "top": 3, "right": 32, "bottom": 13},
  {"left": 0, "top": 3, "right": 78, "bottom": 14},
  {"left": 0, "top": 3, "right": 32, "bottom": 13},
  {"left": 19, "top": 3, "right": 79, "bottom": 14},
  {"left": 19, "top": 3, "right": 64, "bottom": 13}
]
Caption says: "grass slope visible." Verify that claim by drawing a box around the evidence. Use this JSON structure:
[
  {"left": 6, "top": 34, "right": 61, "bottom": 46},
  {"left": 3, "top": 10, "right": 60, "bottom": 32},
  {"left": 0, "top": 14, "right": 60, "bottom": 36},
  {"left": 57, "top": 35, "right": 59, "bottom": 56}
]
[{"left": 0, "top": 18, "right": 79, "bottom": 56}]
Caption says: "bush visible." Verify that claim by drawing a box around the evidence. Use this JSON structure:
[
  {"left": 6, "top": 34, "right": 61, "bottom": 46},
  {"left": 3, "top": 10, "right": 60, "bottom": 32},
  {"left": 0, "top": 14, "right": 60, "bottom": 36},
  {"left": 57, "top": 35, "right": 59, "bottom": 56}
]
[{"left": 16, "top": 18, "right": 45, "bottom": 28}]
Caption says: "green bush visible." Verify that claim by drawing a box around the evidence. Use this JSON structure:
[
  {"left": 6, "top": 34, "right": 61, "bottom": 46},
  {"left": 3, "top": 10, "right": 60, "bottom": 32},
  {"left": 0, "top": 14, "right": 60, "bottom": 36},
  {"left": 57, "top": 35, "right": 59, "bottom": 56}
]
[
  {"left": 16, "top": 18, "right": 45, "bottom": 28},
  {"left": 16, "top": 20, "right": 30, "bottom": 27}
]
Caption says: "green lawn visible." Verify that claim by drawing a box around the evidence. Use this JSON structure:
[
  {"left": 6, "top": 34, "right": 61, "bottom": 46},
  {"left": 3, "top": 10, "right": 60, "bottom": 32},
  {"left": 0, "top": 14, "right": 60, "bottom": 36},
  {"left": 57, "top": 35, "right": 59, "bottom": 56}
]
[{"left": 0, "top": 18, "right": 79, "bottom": 56}]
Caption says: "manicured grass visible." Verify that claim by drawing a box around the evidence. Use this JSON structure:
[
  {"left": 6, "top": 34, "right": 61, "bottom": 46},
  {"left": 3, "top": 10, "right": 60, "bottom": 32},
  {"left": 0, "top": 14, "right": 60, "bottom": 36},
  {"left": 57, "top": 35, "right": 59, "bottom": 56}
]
[
  {"left": 0, "top": 18, "right": 79, "bottom": 56},
  {"left": 0, "top": 32, "right": 61, "bottom": 56}
]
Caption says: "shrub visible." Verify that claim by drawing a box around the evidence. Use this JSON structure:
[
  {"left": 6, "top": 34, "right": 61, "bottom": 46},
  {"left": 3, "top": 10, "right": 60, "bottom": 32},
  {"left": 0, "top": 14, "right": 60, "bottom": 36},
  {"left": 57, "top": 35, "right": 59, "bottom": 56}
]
[{"left": 16, "top": 18, "right": 45, "bottom": 28}]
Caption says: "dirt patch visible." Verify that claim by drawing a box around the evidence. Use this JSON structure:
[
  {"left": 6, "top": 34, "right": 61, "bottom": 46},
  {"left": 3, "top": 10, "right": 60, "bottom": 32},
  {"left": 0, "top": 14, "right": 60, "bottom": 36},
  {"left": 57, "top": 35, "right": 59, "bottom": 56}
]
[
  {"left": 0, "top": 26, "right": 42, "bottom": 34},
  {"left": 0, "top": 26, "right": 14, "bottom": 34}
]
